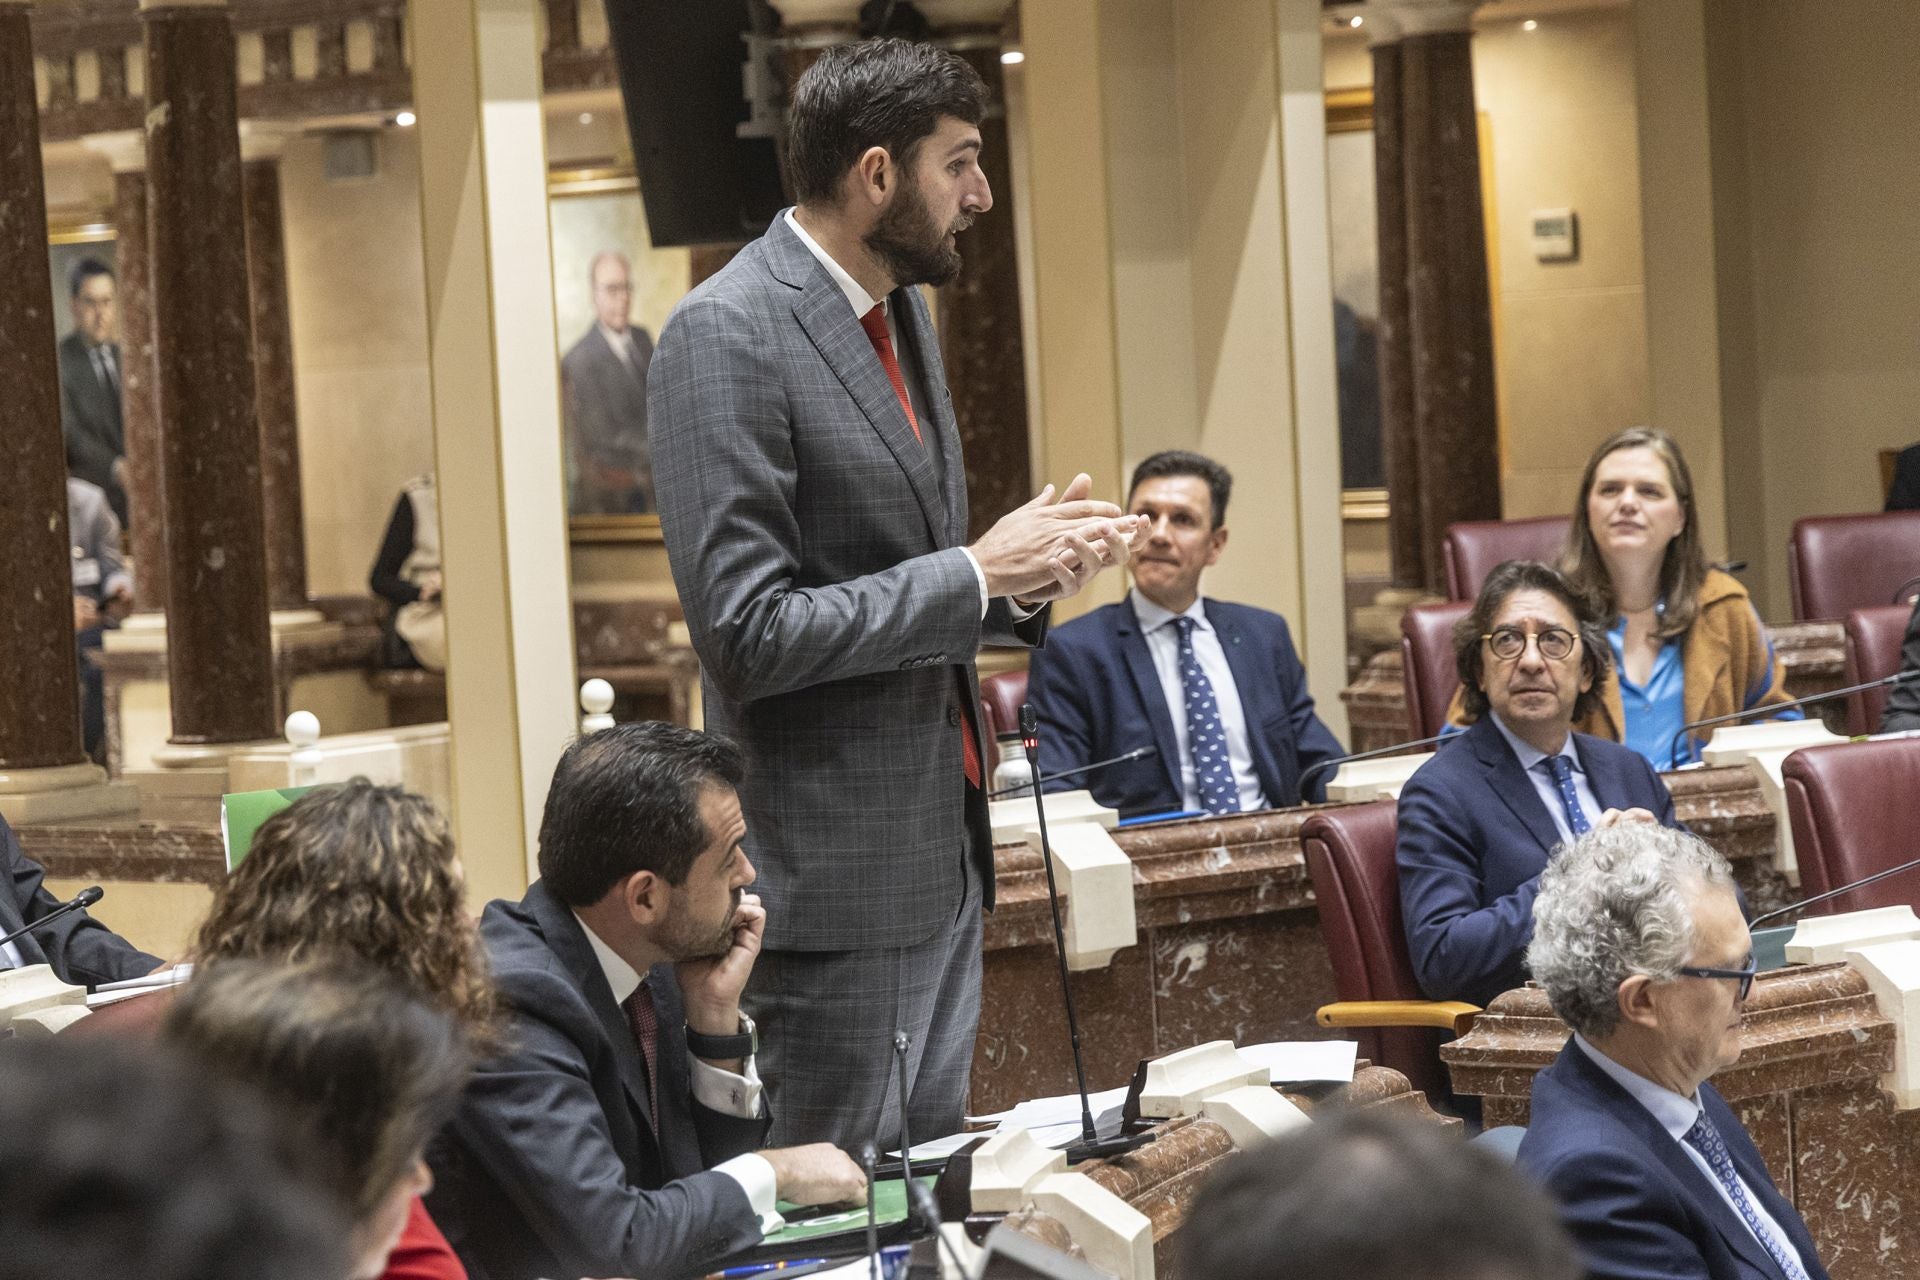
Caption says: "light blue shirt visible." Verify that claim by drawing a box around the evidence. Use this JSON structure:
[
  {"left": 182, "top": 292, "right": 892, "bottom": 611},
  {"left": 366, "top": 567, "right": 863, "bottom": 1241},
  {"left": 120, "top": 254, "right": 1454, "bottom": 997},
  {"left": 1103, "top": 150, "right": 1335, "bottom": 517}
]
[
  {"left": 1608, "top": 617, "right": 1687, "bottom": 770},
  {"left": 1488, "top": 715, "right": 1602, "bottom": 847},
  {"left": 1571, "top": 1034, "right": 1804, "bottom": 1271},
  {"left": 1132, "top": 592, "right": 1268, "bottom": 812}
]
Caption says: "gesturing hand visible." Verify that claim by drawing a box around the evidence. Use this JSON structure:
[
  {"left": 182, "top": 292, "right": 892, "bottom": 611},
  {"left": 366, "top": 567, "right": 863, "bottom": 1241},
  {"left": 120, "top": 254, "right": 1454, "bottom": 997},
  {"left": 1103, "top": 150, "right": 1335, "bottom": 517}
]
[{"left": 968, "top": 472, "right": 1138, "bottom": 601}]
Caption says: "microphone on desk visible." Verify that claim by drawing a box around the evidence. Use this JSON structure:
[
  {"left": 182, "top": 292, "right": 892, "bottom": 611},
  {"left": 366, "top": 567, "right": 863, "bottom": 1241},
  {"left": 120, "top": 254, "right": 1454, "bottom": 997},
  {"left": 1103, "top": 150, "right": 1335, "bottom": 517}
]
[
  {"left": 0, "top": 886, "right": 105, "bottom": 953},
  {"left": 1295, "top": 732, "right": 1454, "bottom": 801},
  {"left": 1665, "top": 669, "right": 1920, "bottom": 769},
  {"left": 987, "top": 745, "right": 1159, "bottom": 801},
  {"left": 1748, "top": 854, "right": 1920, "bottom": 931},
  {"left": 1019, "top": 704, "right": 1154, "bottom": 1164}
]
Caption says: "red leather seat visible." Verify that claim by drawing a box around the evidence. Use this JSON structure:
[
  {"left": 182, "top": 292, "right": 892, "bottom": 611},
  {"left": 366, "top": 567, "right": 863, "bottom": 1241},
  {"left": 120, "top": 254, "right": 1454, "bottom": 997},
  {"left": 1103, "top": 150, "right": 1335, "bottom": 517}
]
[
  {"left": 979, "top": 670, "right": 1029, "bottom": 774},
  {"left": 1402, "top": 602, "right": 1470, "bottom": 740},
  {"left": 1783, "top": 738, "right": 1920, "bottom": 910},
  {"left": 1301, "top": 801, "right": 1455, "bottom": 1101},
  {"left": 1442, "top": 516, "right": 1570, "bottom": 601},
  {"left": 1787, "top": 511, "right": 1920, "bottom": 622},
  {"left": 1844, "top": 605, "right": 1911, "bottom": 735}
]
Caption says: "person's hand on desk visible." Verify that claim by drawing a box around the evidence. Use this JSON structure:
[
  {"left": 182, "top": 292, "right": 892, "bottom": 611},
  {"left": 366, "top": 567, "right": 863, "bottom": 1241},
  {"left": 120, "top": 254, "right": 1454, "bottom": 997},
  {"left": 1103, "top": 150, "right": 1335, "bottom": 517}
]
[
  {"left": 1595, "top": 807, "right": 1659, "bottom": 829},
  {"left": 760, "top": 1143, "right": 870, "bottom": 1207},
  {"left": 970, "top": 472, "right": 1139, "bottom": 605}
]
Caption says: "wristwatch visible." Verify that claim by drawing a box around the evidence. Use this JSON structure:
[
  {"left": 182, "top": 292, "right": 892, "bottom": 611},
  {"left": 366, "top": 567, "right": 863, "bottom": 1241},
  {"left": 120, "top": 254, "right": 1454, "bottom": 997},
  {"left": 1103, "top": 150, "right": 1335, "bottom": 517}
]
[{"left": 685, "top": 1012, "right": 757, "bottom": 1061}]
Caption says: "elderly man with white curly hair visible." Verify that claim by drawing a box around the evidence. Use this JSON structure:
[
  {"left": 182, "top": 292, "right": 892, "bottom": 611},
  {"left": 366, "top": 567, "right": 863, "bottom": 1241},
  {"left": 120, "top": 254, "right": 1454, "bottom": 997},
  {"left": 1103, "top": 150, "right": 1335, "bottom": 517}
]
[{"left": 1516, "top": 825, "right": 1828, "bottom": 1280}]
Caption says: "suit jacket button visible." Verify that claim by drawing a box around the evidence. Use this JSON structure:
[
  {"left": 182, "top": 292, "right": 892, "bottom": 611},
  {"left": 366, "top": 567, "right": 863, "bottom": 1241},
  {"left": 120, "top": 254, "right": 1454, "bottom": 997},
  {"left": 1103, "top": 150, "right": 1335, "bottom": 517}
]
[{"left": 947, "top": 705, "right": 961, "bottom": 726}]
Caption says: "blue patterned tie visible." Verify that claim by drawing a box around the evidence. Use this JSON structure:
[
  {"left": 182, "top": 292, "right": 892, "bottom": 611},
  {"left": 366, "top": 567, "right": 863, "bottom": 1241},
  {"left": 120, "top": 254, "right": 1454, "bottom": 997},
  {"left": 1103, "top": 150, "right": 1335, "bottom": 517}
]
[
  {"left": 1684, "top": 1112, "right": 1811, "bottom": 1280},
  {"left": 1539, "top": 755, "right": 1591, "bottom": 838},
  {"left": 1173, "top": 617, "right": 1240, "bottom": 815}
]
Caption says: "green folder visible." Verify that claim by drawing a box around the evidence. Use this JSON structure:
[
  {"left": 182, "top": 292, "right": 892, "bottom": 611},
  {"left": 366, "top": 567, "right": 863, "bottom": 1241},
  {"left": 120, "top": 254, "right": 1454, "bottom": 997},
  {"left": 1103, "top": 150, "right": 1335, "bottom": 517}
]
[
  {"left": 219, "top": 786, "right": 314, "bottom": 872},
  {"left": 762, "top": 1175, "right": 932, "bottom": 1246}
]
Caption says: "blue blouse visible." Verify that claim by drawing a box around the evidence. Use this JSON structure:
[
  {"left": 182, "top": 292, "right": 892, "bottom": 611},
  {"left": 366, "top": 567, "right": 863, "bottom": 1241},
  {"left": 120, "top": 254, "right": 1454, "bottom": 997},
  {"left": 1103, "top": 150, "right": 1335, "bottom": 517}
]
[{"left": 1609, "top": 616, "right": 1688, "bottom": 770}]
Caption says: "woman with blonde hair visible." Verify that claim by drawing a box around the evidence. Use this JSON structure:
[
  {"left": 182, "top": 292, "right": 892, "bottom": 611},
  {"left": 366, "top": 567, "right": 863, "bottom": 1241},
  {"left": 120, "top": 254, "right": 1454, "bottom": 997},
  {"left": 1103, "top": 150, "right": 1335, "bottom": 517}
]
[{"left": 192, "top": 778, "right": 493, "bottom": 1280}]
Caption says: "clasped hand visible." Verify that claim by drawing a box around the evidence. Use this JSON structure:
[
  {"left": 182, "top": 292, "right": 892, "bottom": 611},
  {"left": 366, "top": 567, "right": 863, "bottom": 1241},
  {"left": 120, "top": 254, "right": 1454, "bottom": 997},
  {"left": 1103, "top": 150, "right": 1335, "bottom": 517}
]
[{"left": 969, "top": 473, "right": 1139, "bottom": 603}]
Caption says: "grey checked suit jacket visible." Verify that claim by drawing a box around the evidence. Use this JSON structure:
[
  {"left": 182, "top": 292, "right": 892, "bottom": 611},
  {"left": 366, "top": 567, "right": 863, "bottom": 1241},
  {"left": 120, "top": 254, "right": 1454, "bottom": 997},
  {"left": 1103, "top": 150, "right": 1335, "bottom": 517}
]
[{"left": 650, "top": 212, "right": 1046, "bottom": 951}]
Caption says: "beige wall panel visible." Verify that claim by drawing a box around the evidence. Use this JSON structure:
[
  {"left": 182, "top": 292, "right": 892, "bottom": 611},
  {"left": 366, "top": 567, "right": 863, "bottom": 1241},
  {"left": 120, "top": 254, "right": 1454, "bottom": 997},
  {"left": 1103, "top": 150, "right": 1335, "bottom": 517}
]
[
  {"left": 44, "top": 879, "right": 212, "bottom": 964},
  {"left": 1502, "top": 466, "right": 1586, "bottom": 522},
  {"left": 1498, "top": 289, "right": 1650, "bottom": 472}
]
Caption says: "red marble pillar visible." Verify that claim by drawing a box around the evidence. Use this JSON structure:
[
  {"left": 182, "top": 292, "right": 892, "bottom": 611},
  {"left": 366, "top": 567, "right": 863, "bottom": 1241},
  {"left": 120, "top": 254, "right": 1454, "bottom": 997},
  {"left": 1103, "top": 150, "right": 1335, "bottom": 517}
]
[
  {"left": 935, "top": 30, "right": 1032, "bottom": 542},
  {"left": 243, "top": 155, "right": 309, "bottom": 610},
  {"left": 142, "top": 0, "right": 276, "bottom": 744},
  {"left": 0, "top": 0, "right": 85, "bottom": 770},
  {"left": 112, "top": 163, "right": 167, "bottom": 613}
]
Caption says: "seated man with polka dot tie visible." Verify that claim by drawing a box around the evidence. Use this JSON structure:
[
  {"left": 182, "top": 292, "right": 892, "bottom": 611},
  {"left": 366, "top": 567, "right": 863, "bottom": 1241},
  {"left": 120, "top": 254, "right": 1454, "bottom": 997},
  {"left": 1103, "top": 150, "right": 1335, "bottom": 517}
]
[{"left": 1395, "top": 560, "right": 1679, "bottom": 1008}]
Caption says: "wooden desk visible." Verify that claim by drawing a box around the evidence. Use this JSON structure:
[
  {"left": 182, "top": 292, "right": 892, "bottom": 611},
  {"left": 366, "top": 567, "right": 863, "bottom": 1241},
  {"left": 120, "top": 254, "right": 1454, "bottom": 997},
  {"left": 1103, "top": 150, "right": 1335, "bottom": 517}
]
[{"left": 1442, "top": 964, "right": 1914, "bottom": 1280}]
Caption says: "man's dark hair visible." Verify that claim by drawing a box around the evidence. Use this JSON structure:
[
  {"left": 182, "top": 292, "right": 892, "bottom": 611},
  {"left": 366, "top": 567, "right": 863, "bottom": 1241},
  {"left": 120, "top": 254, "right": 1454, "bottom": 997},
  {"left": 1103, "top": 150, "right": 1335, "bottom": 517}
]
[
  {"left": 537, "top": 721, "right": 748, "bottom": 905},
  {"left": 0, "top": 1037, "right": 350, "bottom": 1280},
  {"left": 1179, "top": 1108, "right": 1581, "bottom": 1280},
  {"left": 1129, "top": 450, "right": 1233, "bottom": 528},
  {"left": 785, "top": 37, "right": 988, "bottom": 206},
  {"left": 1454, "top": 559, "right": 1611, "bottom": 721},
  {"left": 68, "top": 256, "right": 114, "bottom": 298}
]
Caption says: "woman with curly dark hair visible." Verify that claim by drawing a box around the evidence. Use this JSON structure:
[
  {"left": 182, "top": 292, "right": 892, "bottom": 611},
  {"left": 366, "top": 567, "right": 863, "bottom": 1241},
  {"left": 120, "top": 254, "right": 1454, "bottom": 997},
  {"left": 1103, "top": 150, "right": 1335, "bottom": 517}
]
[{"left": 192, "top": 778, "right": 494, "bottom": 1280}]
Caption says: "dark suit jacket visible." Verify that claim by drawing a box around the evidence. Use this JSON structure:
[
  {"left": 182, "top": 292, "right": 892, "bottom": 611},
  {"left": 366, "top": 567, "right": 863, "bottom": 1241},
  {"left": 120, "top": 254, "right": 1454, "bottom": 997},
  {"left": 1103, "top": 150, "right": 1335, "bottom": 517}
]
[
  {"left": 561, "top": 323, "right": 655, "bottom": 513},
  {"left": 1, "top": 814, "right": 157, "bottom": 987},
  {"left": 1026, "top": 597, "right": 1344, "bottom": 816},
  {"left": 1396, "top": 716, "right": 1677, "bottom": 1006},
  {"left": 425, "top": 880, "right": 769, "bottom": 1280},
  {"left": 57, "top": 331, "right": 128, "bottom": 529},
  {"left": 1519, "top": 1040, "right": 1829, "bottom": 1280},
  {"left": 650, "top": 212, "right": 1046, "bottom": 950},
  {"left": 1886, "top": 443, "right": 1920, "bottom": 512},
  {"left": 1881, "top": 595, "right": 1920, "bottom": 732}
]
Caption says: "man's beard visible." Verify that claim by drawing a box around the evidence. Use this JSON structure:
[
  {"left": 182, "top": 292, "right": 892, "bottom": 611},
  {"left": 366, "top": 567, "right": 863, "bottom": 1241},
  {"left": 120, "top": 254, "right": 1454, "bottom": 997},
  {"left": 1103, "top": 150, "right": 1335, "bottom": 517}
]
[
  {"left": 666, "top": 887, "right": 744, "bottom": 961},
  {"left": 864, "top": 174, "right": 970, "bottom": 288}
]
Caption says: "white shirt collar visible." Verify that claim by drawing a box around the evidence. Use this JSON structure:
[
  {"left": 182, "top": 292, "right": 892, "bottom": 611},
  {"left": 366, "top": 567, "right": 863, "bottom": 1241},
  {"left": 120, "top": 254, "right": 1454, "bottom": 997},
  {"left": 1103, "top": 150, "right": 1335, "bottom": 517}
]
[
  {"left": 1572, "top": 1033, "right": 1701, "bottom": 1140},
  {"left": 597, "top": 321, "right": 634, "bottom": 356},
  {"left": 574, "top": 911, "right": 644, "bottom": 1006},
  {"left": 1130, "top": 590, "right": 1210, "bottom": 636},
  {"left": 1489, "top": 713, "right": 1581, "bottom": 775},
  {"left": 784, "top": 207, "right": 883, "bottom": 320}
]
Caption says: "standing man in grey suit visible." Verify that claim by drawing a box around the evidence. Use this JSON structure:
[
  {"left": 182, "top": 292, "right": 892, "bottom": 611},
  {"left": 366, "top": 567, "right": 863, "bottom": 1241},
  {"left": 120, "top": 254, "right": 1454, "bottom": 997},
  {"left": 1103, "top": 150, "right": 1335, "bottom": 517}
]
[
  {"left": 650, "top": 38, "right": 1137, "bottom": 1150},
  {"left": 561, "top": 249, "right": 656, "bottom": 514},
  {"left": 57, "top": 258, "right": 129, "bottom": 530}
]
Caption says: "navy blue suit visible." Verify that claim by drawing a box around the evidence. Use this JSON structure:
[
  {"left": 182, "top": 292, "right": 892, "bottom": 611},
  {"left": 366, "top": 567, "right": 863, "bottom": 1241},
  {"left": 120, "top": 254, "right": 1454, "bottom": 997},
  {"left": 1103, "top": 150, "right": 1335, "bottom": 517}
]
[
  {"left": 1, "top": 814, "right": 157, "bottom": 987},
  {"left": 1519, "top": 1040, "right": 1828, "bottom": 1280},
  {"left": 1396, "top": 716, "right": 1676, "bottom": 1006},
  {"left": 1026, "top": 598, "right": 1343, "bottom": 817}
]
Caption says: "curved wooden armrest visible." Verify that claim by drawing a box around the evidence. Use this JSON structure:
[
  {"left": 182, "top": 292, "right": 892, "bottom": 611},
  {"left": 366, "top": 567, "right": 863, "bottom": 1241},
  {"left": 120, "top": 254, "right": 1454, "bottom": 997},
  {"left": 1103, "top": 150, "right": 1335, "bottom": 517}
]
[{"left": 1316, "top": 1000, "right": 1481, "bottom": 1035}]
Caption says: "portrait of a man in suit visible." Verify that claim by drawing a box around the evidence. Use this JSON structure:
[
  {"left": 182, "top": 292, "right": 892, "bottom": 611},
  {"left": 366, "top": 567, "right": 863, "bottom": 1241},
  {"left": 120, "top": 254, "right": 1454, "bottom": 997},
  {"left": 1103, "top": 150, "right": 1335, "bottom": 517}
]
[
  {"left": 57, "top": 256, "right": 129, "bottom": 530},
  {"left": 560, "top": 249, "right": 656, "bottom": 516}
]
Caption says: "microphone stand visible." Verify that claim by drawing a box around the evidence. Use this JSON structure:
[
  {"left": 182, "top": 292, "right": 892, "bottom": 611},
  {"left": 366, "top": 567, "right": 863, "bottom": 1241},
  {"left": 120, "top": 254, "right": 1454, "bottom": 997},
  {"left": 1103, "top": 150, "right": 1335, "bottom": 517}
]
[
  {"left": 1749, "top": 853, "right": 1920, "bottom": 930},
  {"left": 861, "top": 1143, "right": 881, "bottom": 1280},
  {"left": 1666, "top": 670, "right": 1920, "bottom": 770},
  {"left": 0, "top": 886, "right": 103, "bottom": 952},
  {"left": 1019, "top": 704, "right": 1153, "bottom": 1164},
  {"left": 1295, "top": 732, "right": 1452, "bottom": 800},
  {"left": 987, "top": 745, "right": 1157, "bottom": 801}
]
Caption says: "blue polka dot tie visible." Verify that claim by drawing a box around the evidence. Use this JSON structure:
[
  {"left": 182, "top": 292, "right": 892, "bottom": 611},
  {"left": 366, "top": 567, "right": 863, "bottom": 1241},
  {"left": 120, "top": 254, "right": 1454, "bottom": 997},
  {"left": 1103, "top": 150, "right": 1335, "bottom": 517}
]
[
  {"left": 1540, "top": 755, "right": 1591, "bottom": 838},
  {"left": 1684, "top": 1112, "right": 1812, "bottom": 1280},
  {"left": 1174, "top": 617, "right": 1240, "bottom": 815}
]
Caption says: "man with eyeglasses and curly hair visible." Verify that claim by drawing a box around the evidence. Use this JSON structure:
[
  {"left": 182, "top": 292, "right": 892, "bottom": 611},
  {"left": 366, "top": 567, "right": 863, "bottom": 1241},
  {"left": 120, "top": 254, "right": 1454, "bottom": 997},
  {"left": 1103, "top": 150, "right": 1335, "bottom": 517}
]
[{"left": 1396, "top": 560, "right": 1679, "bottom": 1009}]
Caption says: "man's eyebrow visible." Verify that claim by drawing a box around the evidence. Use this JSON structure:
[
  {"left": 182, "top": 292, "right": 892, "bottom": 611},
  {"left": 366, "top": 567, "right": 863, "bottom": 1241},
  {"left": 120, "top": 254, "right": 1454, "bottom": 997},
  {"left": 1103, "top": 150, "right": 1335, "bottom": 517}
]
[{"left": 946, "top": 137, "right": 983, "bottom": 157}]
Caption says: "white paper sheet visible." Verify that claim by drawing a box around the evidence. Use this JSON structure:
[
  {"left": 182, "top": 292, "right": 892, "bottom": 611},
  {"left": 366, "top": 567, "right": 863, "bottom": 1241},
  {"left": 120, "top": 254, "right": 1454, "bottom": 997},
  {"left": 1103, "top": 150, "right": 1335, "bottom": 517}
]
[{"left": 1238, "top": 1039, "right": 1359, "bottom": 1084}]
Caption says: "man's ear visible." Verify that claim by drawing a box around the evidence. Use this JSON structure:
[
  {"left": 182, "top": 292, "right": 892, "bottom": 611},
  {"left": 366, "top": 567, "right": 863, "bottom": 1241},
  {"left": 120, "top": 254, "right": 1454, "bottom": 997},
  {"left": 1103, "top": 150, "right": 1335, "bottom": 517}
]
[
  {"left": 1617, "top": 974, "right": 1660, "bottom": 1031},
  {"left": 622, "top": 869, "right": 668, "bottom": 928},
  {"left": 1204, "top": 526, "right": 1228, "bottom": 567},
  {"left": 854, "top": 145, "right": 892, "bottom": 207}
]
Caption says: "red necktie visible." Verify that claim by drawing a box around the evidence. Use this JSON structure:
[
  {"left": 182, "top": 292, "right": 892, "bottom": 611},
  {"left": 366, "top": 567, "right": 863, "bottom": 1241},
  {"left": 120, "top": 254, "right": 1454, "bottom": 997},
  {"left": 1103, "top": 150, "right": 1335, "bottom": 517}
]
[
  {"left": 858, "top": 307, "right": 979, "bottom": 788},
  {"left": 859, "top": 305, "right": 923, "bottom": 445},
  {"left": 623, "top": 984, "right": 659, "bottom": 1123}
]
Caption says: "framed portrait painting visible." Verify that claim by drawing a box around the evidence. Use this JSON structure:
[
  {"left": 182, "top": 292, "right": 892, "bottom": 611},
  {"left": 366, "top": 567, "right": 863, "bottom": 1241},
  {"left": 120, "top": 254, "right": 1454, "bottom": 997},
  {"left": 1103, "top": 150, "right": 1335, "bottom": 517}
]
[{"left": 548, "top": 166, "right": 691, "bottom": 543}]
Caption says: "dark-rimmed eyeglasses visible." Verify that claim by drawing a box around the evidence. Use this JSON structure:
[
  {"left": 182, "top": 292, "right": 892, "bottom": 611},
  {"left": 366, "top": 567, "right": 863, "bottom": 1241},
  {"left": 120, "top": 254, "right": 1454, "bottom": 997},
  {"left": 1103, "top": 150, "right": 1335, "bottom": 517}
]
[
  {"left": 1482, "top": 626, "right": 1577, "bottom": 663},
  {"left": 1677, "top": 956, "right": 1759, "bottom": 1001}
]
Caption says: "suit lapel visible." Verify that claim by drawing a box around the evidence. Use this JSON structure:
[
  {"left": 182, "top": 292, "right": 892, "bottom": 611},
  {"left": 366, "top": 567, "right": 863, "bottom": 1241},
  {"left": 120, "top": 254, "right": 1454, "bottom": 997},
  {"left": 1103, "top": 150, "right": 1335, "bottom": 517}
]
[
  {"left": 1209, "top": 604, "right": 1272, "bottom": 765},
  {"left": 1468, "top": 718, "right": 1564, "bottom": 854},
  {"left": 893, "top": 286, "right": 967, "bottom": 544},
  {"left": 527, "top": 885, "right": 656, "bottom": 1137},
  {"left": 1115, "top": 605, "right": 1184, "bottom": 802}
]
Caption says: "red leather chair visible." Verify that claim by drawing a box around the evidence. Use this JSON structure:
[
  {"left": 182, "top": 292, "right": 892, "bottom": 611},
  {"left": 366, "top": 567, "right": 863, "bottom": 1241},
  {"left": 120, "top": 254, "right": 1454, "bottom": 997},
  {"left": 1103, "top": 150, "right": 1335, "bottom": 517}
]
[
  {"left": 1844, "top": 605, "right": 1912, "bottom": 735},
  {"left": 1442, "top": 516, "right": 1571, "bottom": 601},
  {"left": 1787, "top": 511, "right": 1920, "bottom": 621},
  {"left": 1402, "top": 602, "right": 1470, "bottom": 740},
  {"left": 979, "top": 670, "right": 1029, "bottom": 774},
  {"left": 1783, "top": 738, "right": 1920, "bottom": 911},
  {"left": 1300, "top": 801, "right": 1478, "bottom": 1104}
]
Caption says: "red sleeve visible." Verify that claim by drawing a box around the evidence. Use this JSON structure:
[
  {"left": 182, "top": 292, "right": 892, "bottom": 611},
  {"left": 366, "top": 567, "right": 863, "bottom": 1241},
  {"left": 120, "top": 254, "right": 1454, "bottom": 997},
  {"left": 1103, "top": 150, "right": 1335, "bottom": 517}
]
[{"left": 379, "top": 1198, "right": 466, "bottom": 1280}]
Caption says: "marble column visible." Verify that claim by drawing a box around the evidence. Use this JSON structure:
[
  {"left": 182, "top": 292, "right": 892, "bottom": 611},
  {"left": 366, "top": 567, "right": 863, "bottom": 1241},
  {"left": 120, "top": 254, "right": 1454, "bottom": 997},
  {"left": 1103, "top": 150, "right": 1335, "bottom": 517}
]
[
  {"left": 926, "top": 1, "right": 1032, "bottom": 542},
  {"left": 1371, "top": 0, "right": 1501, "bottom": 593},
  {"left": 1368, "top": 15, "right": 1423, "bottom": 589},
  {"left": 240, "top": 127, "right": 309, "bottom": 612},
  {"left": 87, "top": 132, "right": 167, "bottom": 614},
  {"left": 141, "top": 0, "right": 276, "bottom": 745},
  {"left": 0, "top": 0, "right": 85, "bottom": 771}
]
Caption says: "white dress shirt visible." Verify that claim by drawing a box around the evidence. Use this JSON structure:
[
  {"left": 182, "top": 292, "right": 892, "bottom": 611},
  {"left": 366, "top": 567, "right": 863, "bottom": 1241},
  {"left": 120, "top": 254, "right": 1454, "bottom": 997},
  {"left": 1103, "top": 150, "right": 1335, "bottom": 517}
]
[
  {"left": 1571, "top": 1035, "right": 1804, "bottom": 1269},
  {"left": 0, "top": 938, "right": 24, "bottom": 970},
  {"left": 1131, "top": 592, "right": 1268, "bottom": 812},
  {"left": 1488, "top": 715, "right": 1604, "bottom": 847},
  {"left": 598, "top": 321, "right": 640, "bottom": 369},
  {"left": 574, "top": 914, "right": 777, "bottom": 1225}
]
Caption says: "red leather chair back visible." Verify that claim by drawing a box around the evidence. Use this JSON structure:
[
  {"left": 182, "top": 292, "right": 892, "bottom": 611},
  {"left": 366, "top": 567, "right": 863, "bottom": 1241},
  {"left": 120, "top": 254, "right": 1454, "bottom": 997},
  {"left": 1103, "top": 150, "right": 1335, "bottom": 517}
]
[
  {"left": 1442, "top": 516, "right": 1571, "bottom": 601},
  {"left": 1300, "top": 800, "right": 1454, "bottom": 1101},
  {"left": 1783, "top": 738, "right": 1920, "bottom": 910},
  {"left": 1402, "top": 602, "right": 1470, "bottom": 740},
  {"left": 979, "top": 670, "right": 1029, "bottom": 773},
  {"left": 1844, "top": 605, "right": 1911, "bottom": 735},
  {"left": 1787, "top": 511, "right": 1920, "bottom": 621}
]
